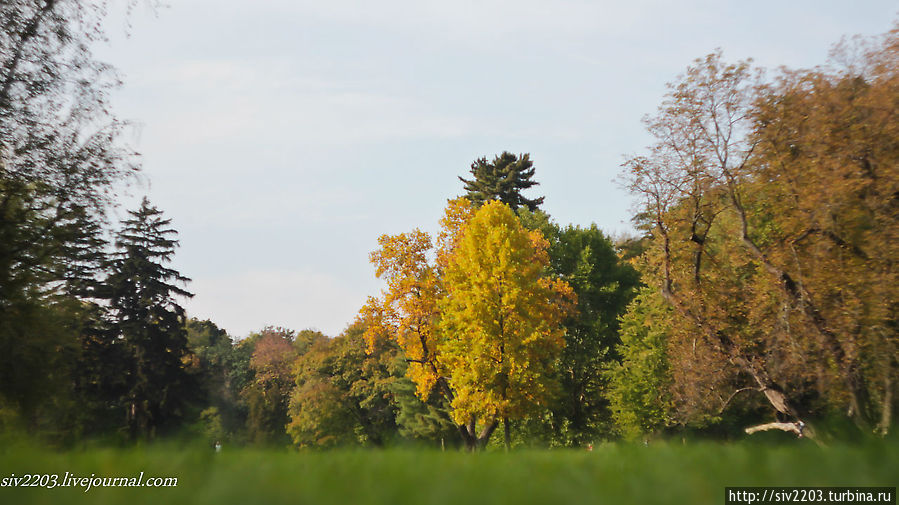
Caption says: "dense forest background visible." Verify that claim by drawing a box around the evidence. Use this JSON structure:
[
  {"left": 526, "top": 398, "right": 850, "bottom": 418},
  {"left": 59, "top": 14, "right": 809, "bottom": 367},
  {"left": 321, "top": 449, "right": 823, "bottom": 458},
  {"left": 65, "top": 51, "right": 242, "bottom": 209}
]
[{"left": 0, "top": 1, "right": 896, "bottom": 450}]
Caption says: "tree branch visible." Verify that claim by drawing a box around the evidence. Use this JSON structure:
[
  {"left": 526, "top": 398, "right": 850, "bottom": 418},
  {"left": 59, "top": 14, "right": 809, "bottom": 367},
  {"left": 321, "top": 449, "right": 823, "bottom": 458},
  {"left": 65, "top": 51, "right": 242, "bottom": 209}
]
[
  {"left": 718, "top": 387, "right": 759, "bottom": 415},
  {"left": 744, "top": 421, "right": 804, "bottom": 437}
]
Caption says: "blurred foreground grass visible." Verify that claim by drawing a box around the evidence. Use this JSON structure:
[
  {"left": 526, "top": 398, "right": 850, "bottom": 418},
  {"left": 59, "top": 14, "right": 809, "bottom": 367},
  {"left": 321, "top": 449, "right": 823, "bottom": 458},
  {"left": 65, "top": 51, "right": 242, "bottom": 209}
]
[{"left": 0, "top": 439, "right": 896, "bottom": 505}]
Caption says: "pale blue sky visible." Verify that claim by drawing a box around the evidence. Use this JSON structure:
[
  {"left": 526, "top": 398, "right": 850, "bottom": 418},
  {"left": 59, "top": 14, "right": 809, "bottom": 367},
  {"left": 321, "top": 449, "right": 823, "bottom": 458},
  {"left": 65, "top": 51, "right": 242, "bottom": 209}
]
[{"left": 96, "top": 1, "right": 897, "bottom": 338}]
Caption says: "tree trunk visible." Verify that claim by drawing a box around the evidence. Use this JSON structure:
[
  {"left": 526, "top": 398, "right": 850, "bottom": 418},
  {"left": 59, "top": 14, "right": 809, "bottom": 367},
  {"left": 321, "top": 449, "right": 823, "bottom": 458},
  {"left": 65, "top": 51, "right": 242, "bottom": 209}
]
[
  {"left": 477, "top": 419, "right": 499, "bottom": 450},
  {"left": 457, "top": 417, "right": 477, "bottom": 451},
  {"left": 729, "top": 189, "right": 872, "bottom": 430},
  {"left": 457, "top": 416, "right": 500, "bottom": 451},
  {"left": 504, "top": 417, "right": 511, "bottom": 451},
  {"left": 879, "top": 367, "right": 893, "bottom": 436}
]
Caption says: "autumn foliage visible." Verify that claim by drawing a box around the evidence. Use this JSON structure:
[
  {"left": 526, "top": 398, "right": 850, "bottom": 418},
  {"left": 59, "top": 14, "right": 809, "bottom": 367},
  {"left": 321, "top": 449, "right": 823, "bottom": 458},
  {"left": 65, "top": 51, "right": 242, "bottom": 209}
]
[
  {"left": 360, "top": 199, "right": 574, "bottom": 448},
  {"left": 621, "top": 27, "right": 898, "bottom": 437},
  {"left": 439, "top": 201, "right": 574, "bottom": 426}
]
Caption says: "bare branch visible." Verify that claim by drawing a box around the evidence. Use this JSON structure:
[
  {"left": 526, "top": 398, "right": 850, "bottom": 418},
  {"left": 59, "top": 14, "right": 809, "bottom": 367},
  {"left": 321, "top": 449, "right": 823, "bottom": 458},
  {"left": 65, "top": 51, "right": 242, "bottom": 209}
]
[
  {"left": 745, "top": 421, "right": 804, "bottom": 437},
  {"left": 717, "top": 387, "right": 759, "bottom": 415}
]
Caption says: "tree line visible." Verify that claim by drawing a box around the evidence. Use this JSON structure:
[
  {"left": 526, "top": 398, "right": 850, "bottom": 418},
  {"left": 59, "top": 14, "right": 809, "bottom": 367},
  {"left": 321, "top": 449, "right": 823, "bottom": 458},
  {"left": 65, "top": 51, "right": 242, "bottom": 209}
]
[
  {"left": 178, "top": 155, "right": 642, "bottom": 450},
  {"left": 0, "top": 0, "right": 895, "bottom": 448}
]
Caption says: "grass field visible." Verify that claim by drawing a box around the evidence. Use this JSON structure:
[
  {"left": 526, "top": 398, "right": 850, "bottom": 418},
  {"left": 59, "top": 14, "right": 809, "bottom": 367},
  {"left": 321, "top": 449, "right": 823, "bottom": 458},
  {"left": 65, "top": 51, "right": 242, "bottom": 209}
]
[{"left": 1, "top": 439, "right": 896, "bottom": 505}]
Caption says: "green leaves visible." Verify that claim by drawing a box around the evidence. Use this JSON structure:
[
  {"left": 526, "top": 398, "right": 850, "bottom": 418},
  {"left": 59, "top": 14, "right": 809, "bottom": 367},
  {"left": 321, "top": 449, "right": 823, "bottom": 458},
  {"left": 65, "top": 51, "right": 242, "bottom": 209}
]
[
  {"left": 605, "top": 288, "right": 674, "bottom": 439},
  {"left": 459, "top": 152, "right": 545, "bottom": 211},
  {"left": 288, "top": 323, "right": 400, "bottom": 448},
  {"left": 104, "top": 198, "right": 195, "bottom": 439}
]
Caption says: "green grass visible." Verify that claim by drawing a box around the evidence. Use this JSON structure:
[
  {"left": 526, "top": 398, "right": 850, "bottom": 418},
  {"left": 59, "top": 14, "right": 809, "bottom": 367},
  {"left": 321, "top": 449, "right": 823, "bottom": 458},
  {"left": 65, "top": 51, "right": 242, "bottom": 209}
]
[{"left": 0, "top": 440, "right": 896, "bottom": 505}]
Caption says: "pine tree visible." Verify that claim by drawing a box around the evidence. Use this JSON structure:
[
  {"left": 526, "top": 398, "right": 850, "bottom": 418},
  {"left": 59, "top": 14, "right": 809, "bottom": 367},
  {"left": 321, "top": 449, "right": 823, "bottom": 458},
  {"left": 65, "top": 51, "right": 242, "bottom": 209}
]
[
  {"left": 458, "top": 152, "right": 545, "bottom": 211},
  {"left": 105, "top": 198, "right": 194, "bottom": 439}
]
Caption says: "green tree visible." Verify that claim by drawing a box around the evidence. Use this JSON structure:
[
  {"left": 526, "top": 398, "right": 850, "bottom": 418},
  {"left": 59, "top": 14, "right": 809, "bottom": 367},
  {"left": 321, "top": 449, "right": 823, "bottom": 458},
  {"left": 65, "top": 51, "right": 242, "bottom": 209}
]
[
  {"left": 389, "top": 376, "right": 459, "bottom": 447},
  {"left": 605, "top": 288, "right": 673, "bottom": 440},
  {"left": 288, "top": 323, "right": 401, "bottom": 448},
  {"left": 519, "top": 210, "right": 641, "bottom": 445},
  {"left": 0, "top": 0, "right": 138, "bottom": 430},
  {"left": 208, "top": 335, "right": 256, "bottom": 444},
  {"left": 104, "top": 198, "right": 194, "bottom": 439},
  {"left": 0, "top": 296, "right": 93, "bottom": 441},
  {"left": 185, "top": 318, "right": 250, "bottom": 442},
  {"left": 459, "top": 152, "right": 545, "bottom": 211},
  {"left": 72, "top": 301, "right": 130, "bottom": 439}
]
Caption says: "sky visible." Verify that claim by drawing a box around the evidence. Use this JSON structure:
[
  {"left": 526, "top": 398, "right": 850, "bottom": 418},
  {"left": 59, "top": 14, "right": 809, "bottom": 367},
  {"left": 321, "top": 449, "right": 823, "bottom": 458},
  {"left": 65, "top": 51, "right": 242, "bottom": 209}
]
[{"left": 94, "top": 0, "right": 898, "bottom": 338}]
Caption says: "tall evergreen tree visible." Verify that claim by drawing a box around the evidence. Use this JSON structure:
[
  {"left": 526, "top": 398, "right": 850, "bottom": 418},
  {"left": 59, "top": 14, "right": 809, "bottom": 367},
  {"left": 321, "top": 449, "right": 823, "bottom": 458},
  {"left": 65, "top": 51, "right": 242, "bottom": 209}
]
[
  {"left": 459, "top": 152, "right": 545, "bottom": 211},
  {"left": 105, "top": 198, "right": 194, "bottom": 439}
]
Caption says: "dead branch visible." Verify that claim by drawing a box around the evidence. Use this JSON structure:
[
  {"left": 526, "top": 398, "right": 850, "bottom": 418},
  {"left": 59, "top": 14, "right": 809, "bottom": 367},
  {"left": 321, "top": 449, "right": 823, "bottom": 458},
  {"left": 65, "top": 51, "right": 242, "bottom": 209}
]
[
  {"left": 744, "top": 421, "right": 804, "bottom": 437},
  {"left": 718, "top": 387, "right": 759, "bottom": 414}
]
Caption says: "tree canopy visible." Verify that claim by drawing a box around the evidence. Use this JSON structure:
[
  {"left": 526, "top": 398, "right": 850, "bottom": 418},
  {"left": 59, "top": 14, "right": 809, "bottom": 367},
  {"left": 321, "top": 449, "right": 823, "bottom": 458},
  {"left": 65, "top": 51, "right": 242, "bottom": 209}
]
[
  {"left": 518, "top": 210, "right": 642, "bottom": 444},
  {"left": 439, "top": 200, "right": 574, "bottom": 449},
  {"left": 104, "top": 198, "right": 194, "bottom": 439},
  {"left": 2, "top": 6, "right": 895, "bottom": 448},
  {"left": 459, "top": 152, "right": 545, "bottom": 211},
  {"left": 0, "top": 0, "right": 138, "bottom": 431},
  {"left": 361, "top": 199, "right": 573, "bottom": 449},
  {"left": 621, "top": 28, "right": 898, "bottom": 438}
]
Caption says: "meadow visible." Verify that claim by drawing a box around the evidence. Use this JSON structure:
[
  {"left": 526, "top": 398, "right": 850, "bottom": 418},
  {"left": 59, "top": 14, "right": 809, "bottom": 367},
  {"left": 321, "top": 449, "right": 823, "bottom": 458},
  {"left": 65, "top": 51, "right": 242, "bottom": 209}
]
[{"left": 1, "top": 439, "right": 896, "bottom": 505}]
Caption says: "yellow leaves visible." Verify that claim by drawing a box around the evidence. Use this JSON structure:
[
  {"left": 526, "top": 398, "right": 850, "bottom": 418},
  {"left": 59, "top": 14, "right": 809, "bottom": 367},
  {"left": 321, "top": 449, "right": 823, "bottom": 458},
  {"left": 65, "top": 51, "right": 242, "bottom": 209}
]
[
  {"left": 436, "top": 198, "right": 474, "bottom": 271},
  {"left": 438, "top": 200, "right": 573, "bottom": 422},
  {"left": 358, "top": 296, "right": 392, "bottom": 354},
  {"left": 359, "top": 202, "right": 464, "bottom": 401},
  {"left": 360, "top": 198, "right": 573, "bottom": 426},
  {"left": 370, "top": 229, "right": 432, "bottom": 282}
]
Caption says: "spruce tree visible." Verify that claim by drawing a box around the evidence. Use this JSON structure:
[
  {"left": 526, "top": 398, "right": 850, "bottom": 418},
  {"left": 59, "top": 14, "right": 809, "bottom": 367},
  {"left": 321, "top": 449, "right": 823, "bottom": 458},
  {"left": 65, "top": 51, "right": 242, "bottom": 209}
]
[
  {"left": 105, "top": 198, "right": 194, "bottom": 439},
  {"left": 458, "top": 151, "right": 545, "bottom": 211}
]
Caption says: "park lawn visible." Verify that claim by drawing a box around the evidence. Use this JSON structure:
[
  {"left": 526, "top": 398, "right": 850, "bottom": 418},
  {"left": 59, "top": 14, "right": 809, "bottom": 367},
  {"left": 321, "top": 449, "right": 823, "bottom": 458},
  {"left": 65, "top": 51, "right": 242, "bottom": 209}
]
[{"left": 0, "top": 440, "right": 896, "bottom": 505}]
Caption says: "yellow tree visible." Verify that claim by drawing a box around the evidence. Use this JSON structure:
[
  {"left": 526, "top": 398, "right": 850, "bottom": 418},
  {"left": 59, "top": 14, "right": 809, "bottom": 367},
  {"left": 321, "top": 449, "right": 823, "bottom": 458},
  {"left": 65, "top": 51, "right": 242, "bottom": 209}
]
[
  {"left": 360, "top": 228, "right": 442, "bottom": 399},
  {"left": 358, "top": 199, "right": 474, "bottom": 445},
  {"left": 360, "top": 198, "right": 573, "bottom": 449},
  {"left": 439, "top": 200, "right": 574, "bottom": 449}
]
